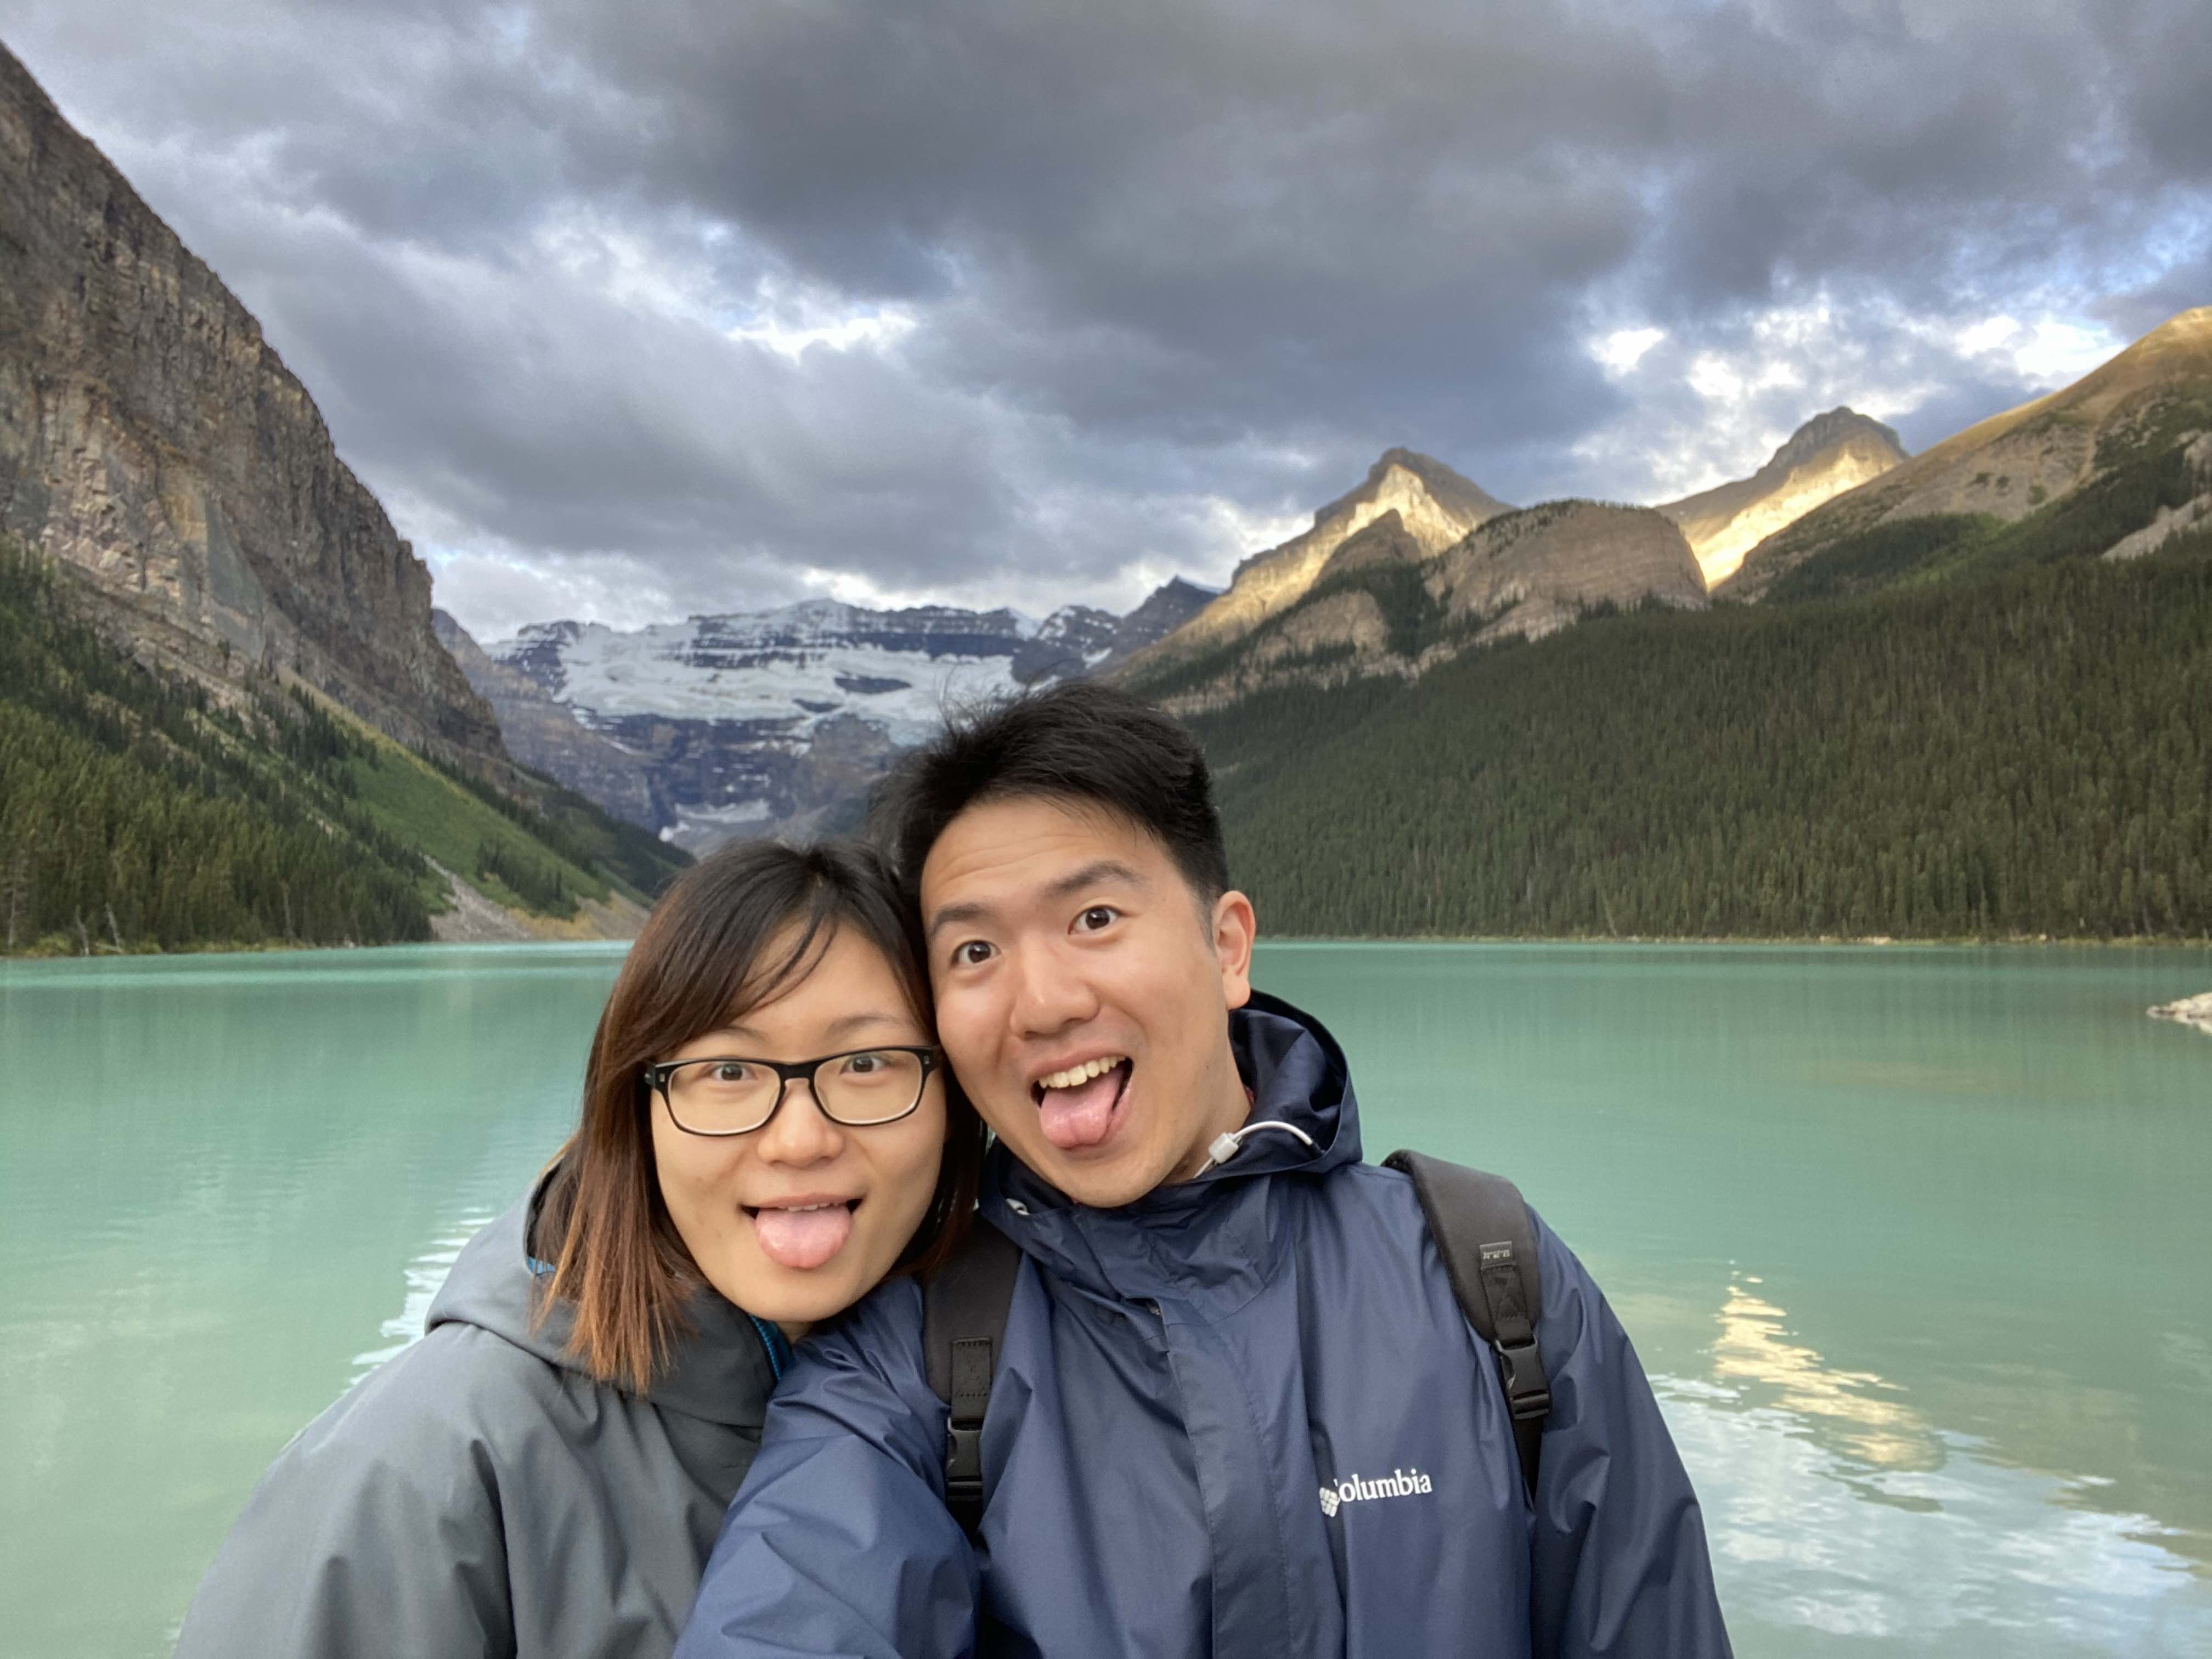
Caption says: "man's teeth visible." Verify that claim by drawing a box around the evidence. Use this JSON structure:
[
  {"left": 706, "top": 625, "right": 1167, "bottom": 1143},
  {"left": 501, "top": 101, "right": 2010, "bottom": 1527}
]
[{"left": 1040, "top": 1056, "right": 1127, "bottom": 1091}]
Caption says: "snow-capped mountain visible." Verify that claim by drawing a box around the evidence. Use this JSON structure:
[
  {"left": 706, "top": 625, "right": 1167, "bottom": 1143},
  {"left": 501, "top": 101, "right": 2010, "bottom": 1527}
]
[{"left": 464, "top": 583, "right": 1214, "bottom": 850}]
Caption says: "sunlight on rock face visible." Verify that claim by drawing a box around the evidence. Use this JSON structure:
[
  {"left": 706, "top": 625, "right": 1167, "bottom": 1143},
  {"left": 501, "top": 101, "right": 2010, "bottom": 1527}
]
[{"left": 1686, "top": 445, "right": 1902, "bottom": 586}]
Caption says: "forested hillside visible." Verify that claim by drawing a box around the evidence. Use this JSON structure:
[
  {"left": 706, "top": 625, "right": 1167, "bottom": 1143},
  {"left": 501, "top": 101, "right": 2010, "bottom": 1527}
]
[
  {"left": 1195, "top": 532, "right": 2212, "bottom": 940},
  {"left": 0, "top": 544, "right": 687, "bottom": 955}
]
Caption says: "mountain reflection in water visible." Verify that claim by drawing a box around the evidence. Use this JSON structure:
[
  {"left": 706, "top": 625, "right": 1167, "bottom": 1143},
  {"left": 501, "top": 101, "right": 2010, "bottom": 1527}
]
[{"left": 1657, "top": 1277, "right": 2209, "bottom": 1656}]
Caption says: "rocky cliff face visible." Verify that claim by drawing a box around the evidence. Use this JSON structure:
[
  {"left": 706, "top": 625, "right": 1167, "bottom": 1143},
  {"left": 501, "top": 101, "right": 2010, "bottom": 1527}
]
[
  {"left": 1091, "top": 576, "right": 1216, "bottom": 673},
  {"left": 483, "top": 580, "right": 1214, "bottom": 845},
  {"left": 1727, "top": 308, "right": 2212, "bottom": 599},
  {"left": 432, "top": 610, "right": 662, "bottom": 827},
  {"left": 0, "top": 45, "right": 503, "bottom": 764},
  {"left": 1432, "top": 500, "right": 1708, "bottom": 644},
  {"left": 1658, "top": 408, "right": 1907, "bottom": 587},
  {"left": 1118, "top": 448, "right": 1509, "bottom": 679}
]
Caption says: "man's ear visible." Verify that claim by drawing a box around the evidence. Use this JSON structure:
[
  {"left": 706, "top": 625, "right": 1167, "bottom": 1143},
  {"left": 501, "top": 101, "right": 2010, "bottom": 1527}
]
[{"left": 1211, "top": 889, "right": 1256, "bottom": 1010}]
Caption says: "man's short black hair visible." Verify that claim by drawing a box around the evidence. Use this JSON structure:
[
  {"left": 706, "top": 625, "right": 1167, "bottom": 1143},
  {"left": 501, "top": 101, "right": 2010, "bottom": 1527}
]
[{"left": 872, "top": 680, "right": 1230, "bottom": 905}]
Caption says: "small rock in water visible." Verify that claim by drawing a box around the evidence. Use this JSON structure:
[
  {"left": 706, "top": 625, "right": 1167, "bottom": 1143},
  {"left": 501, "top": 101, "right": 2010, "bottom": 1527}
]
[{"left": 2147, "top": 992, "right": 2212, "bottom": 1036}]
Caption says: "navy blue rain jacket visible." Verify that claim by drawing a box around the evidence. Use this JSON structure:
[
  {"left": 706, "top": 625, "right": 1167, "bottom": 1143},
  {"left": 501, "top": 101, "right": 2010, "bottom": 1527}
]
[{"left": 680, "top": 993, "right": 1731, "bottom": 1658}]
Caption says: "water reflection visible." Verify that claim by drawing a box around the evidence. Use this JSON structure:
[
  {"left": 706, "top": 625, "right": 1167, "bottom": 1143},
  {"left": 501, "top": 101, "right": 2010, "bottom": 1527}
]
[
  {"left": 350, "top": 1209, "right": 498, "bottom": 1381},
  {"left": 1670, "top": 1277, "right": 2212, "bottom": 1656},
  {"left": 1711, "top": 1278, "right": 1941, "bottom": 1475},
  {"left": 9, "top": 942, "right": 2209, "bottom": 1659}
]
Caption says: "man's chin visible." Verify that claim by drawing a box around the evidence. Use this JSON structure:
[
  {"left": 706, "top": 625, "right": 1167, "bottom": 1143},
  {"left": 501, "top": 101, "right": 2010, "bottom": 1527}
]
[
  {"left": 1001, "top": 1127, "right": 1168, "bottom": 1210},
  {"left": 1051, "top": 1155, "right": 1167, "bottom": 1210}
]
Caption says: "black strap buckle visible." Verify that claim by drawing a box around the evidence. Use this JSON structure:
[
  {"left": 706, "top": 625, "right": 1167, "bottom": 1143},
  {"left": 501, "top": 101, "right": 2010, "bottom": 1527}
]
[
  {"left": 1496, "top": 1339, "right": 1552, "bottom": 1420},
  {"left": 946, "top": 1422, "right": 985, "bottom": 1483}
]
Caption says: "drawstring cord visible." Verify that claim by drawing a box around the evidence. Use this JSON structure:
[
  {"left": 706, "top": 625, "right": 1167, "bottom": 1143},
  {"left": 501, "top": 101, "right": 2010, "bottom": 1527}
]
[{"left": 1192, "top": 1119, "right": 1316, "bottom": 1177}]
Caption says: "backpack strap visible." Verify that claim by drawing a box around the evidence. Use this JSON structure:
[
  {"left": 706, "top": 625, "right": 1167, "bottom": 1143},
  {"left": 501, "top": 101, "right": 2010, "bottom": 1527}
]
[
  {"left": 1382, "top": 1150, "right": 1550, "bottom": 1500},
  {"left": 922, "top": 1218, "right": 1024, "bottom": 1542}
]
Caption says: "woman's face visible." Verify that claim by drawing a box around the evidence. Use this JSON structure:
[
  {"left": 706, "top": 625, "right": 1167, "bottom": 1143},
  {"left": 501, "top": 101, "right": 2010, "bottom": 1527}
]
[{"left": 650, "top": 923, "right": 947, "bottom": 1333}]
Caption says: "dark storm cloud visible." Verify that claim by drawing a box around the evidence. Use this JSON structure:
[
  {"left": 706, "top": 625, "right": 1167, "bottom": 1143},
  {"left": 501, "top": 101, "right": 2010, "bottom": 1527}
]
[{"left": 4, "top": 0, "right": 2207, "bottom": 634}]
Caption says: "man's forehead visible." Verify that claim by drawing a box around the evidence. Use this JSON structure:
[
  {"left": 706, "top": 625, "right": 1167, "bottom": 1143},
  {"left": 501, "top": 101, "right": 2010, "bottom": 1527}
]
[{"left": 921, "top": 795, "right": 1161, "bottom": 907}]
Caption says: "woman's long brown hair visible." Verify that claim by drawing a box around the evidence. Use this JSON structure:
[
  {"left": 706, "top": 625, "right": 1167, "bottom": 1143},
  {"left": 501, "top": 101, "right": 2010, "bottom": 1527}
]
[{"left": 534, "top": 839, "right": 984, "bottom": 1393}]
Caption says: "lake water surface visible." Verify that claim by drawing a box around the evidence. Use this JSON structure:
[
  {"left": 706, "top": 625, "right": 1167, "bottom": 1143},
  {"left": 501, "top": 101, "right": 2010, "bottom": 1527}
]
[{"left": 3, "top": 942, "right": 2209, "bottom": 1656}]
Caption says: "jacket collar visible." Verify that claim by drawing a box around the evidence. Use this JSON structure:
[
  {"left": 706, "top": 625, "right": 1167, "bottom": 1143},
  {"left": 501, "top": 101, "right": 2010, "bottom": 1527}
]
[
  {"left": 425, "top": 1171, "right": 777, "bottom": 1428},
  {"left": 978, "top": 991, "right": 1361, "bottom": 1309}
]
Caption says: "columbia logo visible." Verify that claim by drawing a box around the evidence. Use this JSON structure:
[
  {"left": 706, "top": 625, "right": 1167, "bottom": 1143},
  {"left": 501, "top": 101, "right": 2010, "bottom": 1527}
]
[{"left": 1318, "top": 1467, "right": 1434, "bottom": 1517}]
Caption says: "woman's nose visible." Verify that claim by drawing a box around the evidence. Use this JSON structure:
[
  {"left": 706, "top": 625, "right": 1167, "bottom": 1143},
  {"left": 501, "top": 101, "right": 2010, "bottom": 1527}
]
[{"left": 754, "top": 1080, "right": 845, "bottom": 1165}]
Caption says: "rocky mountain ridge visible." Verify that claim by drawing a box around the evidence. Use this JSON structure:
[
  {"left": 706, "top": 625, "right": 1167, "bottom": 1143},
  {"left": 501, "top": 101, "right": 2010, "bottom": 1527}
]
[
  {"left": 1658, "top": 408, "right": 1906, "bottom": 586},
  {"left": 1120, "top": 497, "right": 1708, "bottom": 713},
  {"left": 0, "top": 44, "right": 504, "bottom": 770},
  {"left": 1726, "top": 307, "right": 2212, "bottom": 599},
  {"left": 1112, "top": 408, "right": 1908, "bottom": 710},
  {"left": 1117, "top": 448, "right": 1509, "bottom": 683}
]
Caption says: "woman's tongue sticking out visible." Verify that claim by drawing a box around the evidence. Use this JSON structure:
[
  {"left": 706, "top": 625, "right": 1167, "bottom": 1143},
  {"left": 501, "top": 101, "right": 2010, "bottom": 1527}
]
[{"left": 751, "top": 1203, "right": 855, "bottom": 1271}]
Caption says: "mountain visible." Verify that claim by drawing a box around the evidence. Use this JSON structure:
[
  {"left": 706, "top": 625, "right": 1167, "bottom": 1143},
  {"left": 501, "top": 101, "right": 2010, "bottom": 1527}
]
[
  {"left": 0, "top": 45, "right": 503, "bottom": 768},
  {"left": 469, "top": 580, "right": 1214, "bottom": 847},
  {"left": 1117, "top": 448, "right": 1510, "bottom": 681},
  {"left": 1117, "top": 483, "right": 1706, "bottom": 713},
  {"left": 1658, "top": 408, "right": 1908, "bottom": 587},
  {"left": 433, "top": 610, "right": 663, "bottom": 830},
  {"left": 1173, "top": 307, "right": 2212, "bottom": 943},
  {"left": 2, "top": 539, "right": 693, "bottom": 952},
  {"left": 1726, "top": 308, "right": 2212, "bottom": 600},
  {"left": 1093, "top": 577, "right": 1216, "bottom": 672},
  {"left": 1429, "top": 500, "right": 1707, "bottom": 641},
  {"left": 0, "top": 46, "right": 685, "bottom": 952}
]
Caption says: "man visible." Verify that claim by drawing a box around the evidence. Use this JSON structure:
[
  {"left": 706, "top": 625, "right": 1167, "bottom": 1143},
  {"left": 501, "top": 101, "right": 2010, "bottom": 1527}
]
[{"left": 679, "top": 681, "right": 1730, "bottom": 1657}]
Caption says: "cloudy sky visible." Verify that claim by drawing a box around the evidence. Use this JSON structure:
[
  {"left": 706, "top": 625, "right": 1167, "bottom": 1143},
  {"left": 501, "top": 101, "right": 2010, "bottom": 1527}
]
[{"left": 6, "top": 0, "right": 2207, "bottom": 639}]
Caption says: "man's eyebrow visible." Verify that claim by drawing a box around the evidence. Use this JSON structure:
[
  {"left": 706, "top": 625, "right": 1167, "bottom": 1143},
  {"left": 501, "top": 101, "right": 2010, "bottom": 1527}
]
[
  {"left": 1046, "top": 859, "right": 1148, "bottom": 900},
  {"left": 926, "top": 899, "right": 995, "bottom": 943},
  {"left": 925, "top": 860, "right": 1149, "bottom": 941}
]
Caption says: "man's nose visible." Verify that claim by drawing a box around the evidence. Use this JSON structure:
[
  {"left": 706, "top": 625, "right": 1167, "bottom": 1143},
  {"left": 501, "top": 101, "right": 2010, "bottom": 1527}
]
[
  {"left": 754, "top": 1079, "right": 845, "bottom": 1165},
  {"left": 1008, "top": 943, "right": 1099, "bottom": 1037}
]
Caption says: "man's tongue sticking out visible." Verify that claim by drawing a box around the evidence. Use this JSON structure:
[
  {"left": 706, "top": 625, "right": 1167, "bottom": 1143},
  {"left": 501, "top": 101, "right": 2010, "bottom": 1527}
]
[
  {"left": 753, "top": 1204, "right": 853, "bottom": 1271},
  {"left": 1039, "top": 1064, "right": 1126, "bottom": 1151}
]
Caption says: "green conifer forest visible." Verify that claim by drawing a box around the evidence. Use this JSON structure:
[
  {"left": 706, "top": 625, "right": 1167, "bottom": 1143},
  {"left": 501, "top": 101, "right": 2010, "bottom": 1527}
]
[
  {"left": 0, "top": 542, "right": 689, "bottom": 954},
  {"left": 1193, "top": 535, "right": 2212, "bottom": 940},
  {"left": 0, "top": 543, "right": 436, "bottom": 950}
]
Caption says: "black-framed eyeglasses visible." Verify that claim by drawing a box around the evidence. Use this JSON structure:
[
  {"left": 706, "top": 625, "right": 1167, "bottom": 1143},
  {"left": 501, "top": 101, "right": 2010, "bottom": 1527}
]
[{"left": 642, "top": 1046, "right": 940, "bottom": 1137}]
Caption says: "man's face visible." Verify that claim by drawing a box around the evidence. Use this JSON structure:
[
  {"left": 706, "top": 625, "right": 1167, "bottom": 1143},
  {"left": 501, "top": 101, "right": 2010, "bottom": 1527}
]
[{"left": 921, "top": 795, "right": 1256, "bottom": 1209}]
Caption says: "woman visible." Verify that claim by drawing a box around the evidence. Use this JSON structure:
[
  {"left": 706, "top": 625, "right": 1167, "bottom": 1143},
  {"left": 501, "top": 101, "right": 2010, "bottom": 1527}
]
[{"left": 176, "top": 840, "right": 985, "bottom": 1659}]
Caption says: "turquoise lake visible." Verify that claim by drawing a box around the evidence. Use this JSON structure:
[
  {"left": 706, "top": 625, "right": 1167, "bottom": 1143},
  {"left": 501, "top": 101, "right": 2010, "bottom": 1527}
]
[{"left": 2, "top": 941, "right": 2209, "bottom": 1656}]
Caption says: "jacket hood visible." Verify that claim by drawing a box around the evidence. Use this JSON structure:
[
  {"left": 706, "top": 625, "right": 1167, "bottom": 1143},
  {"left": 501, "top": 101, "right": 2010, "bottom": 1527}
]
[
  {"left": 978, "top": 991, "right": 1362, "bottom": 1305},
  {"left": 425, "top": 1173, "right": 776, "bottom": 1426}
]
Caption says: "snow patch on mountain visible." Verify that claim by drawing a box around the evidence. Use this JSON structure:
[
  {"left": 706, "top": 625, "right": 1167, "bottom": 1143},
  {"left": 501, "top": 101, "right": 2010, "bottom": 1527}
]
[
  {"left": 480, "top": 587, "right": 1211, "bottom": 850},
  {"left": 515, "top": 599, "right": 1038, "bottom": 746}
]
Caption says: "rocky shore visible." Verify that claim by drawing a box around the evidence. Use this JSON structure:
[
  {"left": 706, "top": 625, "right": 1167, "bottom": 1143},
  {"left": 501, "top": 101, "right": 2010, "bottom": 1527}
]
[{"left": 2149, "top": 992, "right": 2212, "bottom": 1036}]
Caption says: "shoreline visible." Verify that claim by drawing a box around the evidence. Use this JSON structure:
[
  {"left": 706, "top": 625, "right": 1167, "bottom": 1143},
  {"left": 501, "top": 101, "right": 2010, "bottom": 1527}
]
[{"left": 9, "top": 930, "right": 2212, "bottom": 962}]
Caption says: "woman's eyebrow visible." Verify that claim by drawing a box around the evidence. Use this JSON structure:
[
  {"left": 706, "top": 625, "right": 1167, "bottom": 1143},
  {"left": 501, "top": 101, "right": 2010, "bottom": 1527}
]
[
  {"left": 823, "top": 1011, "right": 909, "bottom": 1041},
  {"left": 704, "top": 1010, "right": 910, "bottom": 1047}
]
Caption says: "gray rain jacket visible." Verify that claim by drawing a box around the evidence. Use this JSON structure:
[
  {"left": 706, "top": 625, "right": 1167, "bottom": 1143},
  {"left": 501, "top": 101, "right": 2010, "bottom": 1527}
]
[{"left": 176, "top": 1180, "right": 781, "bottom": 1659}]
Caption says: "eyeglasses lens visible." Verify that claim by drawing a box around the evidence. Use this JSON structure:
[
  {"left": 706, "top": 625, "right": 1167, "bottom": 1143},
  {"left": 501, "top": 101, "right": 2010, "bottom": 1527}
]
[{"left": 663, "top": 1050, "right": 925, "bottom": 1133}]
